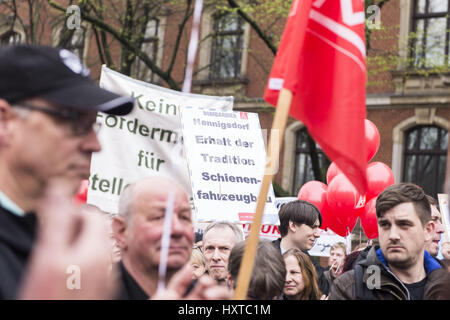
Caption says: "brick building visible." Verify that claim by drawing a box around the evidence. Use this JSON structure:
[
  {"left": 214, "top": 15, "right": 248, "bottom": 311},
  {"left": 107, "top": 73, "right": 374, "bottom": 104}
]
[{"left": 1, "top": 0, "right": 448, "bottom": 246}]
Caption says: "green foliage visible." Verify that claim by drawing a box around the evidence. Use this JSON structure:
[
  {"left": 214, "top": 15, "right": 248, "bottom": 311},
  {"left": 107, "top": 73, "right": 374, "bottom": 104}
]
[{"left": 272, "top": 180, "right": 291, "bottom": 197}]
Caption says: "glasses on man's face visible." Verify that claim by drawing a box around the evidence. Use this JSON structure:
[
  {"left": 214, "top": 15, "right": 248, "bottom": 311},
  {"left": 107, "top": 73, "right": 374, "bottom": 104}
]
[{"left": 13, "top": 103, "right": 101, "bottom": 136}]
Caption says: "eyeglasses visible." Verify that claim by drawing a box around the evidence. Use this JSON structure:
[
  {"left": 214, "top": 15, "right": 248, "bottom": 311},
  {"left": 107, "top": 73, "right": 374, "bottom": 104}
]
[{"left": 13, "top": 103, "right": 101, "bottom": 136}]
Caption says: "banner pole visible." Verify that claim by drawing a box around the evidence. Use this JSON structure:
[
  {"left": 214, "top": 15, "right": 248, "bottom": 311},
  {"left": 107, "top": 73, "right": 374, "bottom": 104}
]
[{"left": 233, "top": 88, "right": 292, "bottom": 300}]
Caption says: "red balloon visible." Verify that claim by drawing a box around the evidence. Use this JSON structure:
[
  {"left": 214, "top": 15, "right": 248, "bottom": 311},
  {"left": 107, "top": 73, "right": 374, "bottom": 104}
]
[
  {"left": 327, "top": 174, "right": 365, "bottom": 236},
  {"left": 74, "top": 179, "right": 89, "bottom": 204},
  {"left": 365, "top": 119, "right": 380, "bottom": 162},
  {"left": 360, "top": 197, "right": 379, "bottom": 239},
  {"left": 366, "top": 162, "right": 395, "bottom": 201},
  {"left": 327, "top": 212, "right": 353, "bottom": 237},
  {"left": 326, "top": 162, "right": 342, "bottom": 185},
  {"left": 298, "top": 181, "right": 329, "bottom": 230}
]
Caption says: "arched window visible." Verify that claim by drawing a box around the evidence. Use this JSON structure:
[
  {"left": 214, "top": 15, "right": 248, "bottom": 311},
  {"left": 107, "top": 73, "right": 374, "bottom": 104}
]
[
  {"left": 403, "top": 125, "right": 448, "bottom": 197},
  {"left": 292, "top": 128, "right": 330, "bottom": 194}
]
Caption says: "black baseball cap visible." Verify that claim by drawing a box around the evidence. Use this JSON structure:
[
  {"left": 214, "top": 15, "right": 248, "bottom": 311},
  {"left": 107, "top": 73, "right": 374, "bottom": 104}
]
[{"left": 0, "top": 45, "right": 134, "bottom": 115}]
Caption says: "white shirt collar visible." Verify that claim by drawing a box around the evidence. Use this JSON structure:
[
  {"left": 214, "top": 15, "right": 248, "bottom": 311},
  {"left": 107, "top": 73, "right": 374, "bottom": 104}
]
[{"left": 0, "top": 189, "right": 25, "bottom": 217}]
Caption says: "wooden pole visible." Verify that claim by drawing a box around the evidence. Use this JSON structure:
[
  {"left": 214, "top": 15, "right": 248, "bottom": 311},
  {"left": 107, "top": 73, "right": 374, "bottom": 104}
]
[{"left": 233, "top": 88, "right": 292, "bottom": 300}]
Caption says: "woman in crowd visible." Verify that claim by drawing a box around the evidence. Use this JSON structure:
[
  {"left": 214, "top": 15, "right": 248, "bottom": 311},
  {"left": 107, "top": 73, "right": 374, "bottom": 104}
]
[
  {"left": 282, "top": 248, "right": 323, "bottom": 300},
  {"left": 190, "top": 248, "right": 206, "bottom": 279}
]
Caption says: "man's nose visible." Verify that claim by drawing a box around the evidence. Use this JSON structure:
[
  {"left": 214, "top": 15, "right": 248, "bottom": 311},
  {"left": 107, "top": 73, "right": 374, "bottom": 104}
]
[
  {"left": 436, "top": 221, "right": 445, "bottom": 234},
  {"left": 170, "top": 214, "right": 184, "bottom": 237},
  {"left": 313, "top": 228, "right": 320, "bottom": 237},
  {"left": 388, "top": 225, "right": 401, "bottom": 241},
  {"left": 81, "top": 129, "right": 101, "bottom": 153},
  {"left": 212, "top": 248, "right": 221, "bottom": 261}
]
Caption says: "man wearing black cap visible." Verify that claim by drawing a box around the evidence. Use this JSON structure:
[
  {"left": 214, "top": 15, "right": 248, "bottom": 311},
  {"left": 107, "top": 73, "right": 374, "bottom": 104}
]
[{"left": 0, "top": 45, "right": 134, "bottom": 299}]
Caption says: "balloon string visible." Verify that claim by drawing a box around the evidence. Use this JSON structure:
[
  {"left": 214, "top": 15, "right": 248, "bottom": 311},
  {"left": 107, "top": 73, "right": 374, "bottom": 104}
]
[
  {"left": 359, "top": 220, "right": 361, "bottom": 249},
  {"left": 346, "top": 226, "right": 351, "bottom": 254},
  {"left": 336, "top": 259, "right": 342, "bottom": 275}
]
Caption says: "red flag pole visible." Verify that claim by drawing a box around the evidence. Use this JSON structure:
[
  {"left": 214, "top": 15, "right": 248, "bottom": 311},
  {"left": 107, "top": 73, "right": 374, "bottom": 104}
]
[{"left": 233, "top": 88, "right": 292, "bottom": 300}]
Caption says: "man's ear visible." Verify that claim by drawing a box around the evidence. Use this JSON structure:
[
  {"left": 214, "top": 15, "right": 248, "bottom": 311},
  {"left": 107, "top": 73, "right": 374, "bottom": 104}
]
[
  {"left": 289, "top": 220, "right": 297, "bottom": 233},
  {"left": 424, "top": 220, "right": 435, "bottom": 243},
  {"left": 0, "top": 99, "right": 10, "bottom": 117},
  {"left": 112, "top": 215, "right": 128, "bottom": 250},
  {"left": 0, "top": 99, "right": 15, "bottom": 147}
]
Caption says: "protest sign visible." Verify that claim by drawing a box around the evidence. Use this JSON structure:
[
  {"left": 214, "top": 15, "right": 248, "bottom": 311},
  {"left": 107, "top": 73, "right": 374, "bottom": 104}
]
[
  {"left": 88, "top": 66, "right": 233, "bottom": 214},
  {"left": 274, "top": 197, "right": 298, "bottom": 210},
  {"left": 180, "top": 107, "right": 279, "bottom": 224},
  {"left": 438, "top": 194, "right": 449, "bottom": 242},
  {"left": 308, "top": 229, "right": 347, "bottom": 257}
]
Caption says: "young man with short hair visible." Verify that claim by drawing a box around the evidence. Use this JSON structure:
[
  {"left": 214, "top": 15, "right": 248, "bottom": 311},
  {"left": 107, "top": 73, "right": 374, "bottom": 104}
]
[
  {"left": 324, "top": 242, "right": 347, "bottom": 287},
  {"left": 329, "top": 183, "right": 447, "bottom": 300},
  {"left": 272, "top": 200, "right": 329, "bottom": 295}
]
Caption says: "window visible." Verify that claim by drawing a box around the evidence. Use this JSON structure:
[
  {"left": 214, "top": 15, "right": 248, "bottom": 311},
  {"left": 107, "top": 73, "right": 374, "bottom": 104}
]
[
  {"left": 292, "top": 128, "right": 330, "bottom": 194},
  {"left": 209, "top": 13, "right": 244, "bottom": 80},
  {"left": 131, "top": 18, "right": 160, "bottom": 83},
  {"left": 0, "top": 30, "right": 21, "bottom": 45},
  {"left": 411, "top": 0, "right": 450, "bottom": 68},
  {"left": 403, "top": 125, "right": 448, "bottom": 197}
]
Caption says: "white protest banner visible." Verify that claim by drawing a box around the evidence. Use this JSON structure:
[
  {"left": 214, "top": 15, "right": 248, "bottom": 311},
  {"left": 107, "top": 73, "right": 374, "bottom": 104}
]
[
  {"left": 88, "top": 66, "right": 233, "bottom": 214},
  {"left": 308, "top": 229, "right": 347, "bottom": 257},
  {"left": 180, "top": 107, "right": 279, "bottom": 224},
  {"left": 438, "top": 194, "right": 449, "bottom": 242}
]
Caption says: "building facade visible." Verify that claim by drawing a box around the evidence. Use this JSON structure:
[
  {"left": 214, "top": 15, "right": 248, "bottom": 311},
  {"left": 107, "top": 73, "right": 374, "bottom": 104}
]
[{"left": 1, "top": 0, "right": 448, "bottom": 245}]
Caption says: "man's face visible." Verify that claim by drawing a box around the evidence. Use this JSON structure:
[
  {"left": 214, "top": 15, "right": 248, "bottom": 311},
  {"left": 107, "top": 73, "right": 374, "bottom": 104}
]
[
  {"left": 328, "top": 247, "right": 345, "bottom": 275},
  {"left": 203, "top": 226, "right": 236, "bottom": 282},
  {"left": 291, "top": 219, "right": 321, "bottom": 251},
  {"left": 425, "top": 205, "right": 445, "bottom": 257},
  {"left": 124, "top": 183, "right": 194, "bottom": 272},
  {"left": 378, "top": 202, "right": 433, "bottom": 270},
  {"left": 6, "top": 98, "right": 100, "bottom": 191}
]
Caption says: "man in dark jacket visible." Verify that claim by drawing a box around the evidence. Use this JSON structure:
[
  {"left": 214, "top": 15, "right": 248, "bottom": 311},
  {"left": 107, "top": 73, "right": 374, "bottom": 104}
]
[
  {"left": 112, "top": 176, "right": 231, "bottom": 300},
  {"left": 329, "top": 183, "right": 447, "bottom": 300},
  {"left": 272, "top": 199, "right": 330, "bottom": 295},
  {"left": 0, "top": 45, "right": 134, "bottom": 299}
]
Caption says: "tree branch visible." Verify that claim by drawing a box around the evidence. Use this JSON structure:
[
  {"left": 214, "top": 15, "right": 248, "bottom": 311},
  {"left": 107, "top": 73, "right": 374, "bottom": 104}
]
[
  {"left": 167, "top": 0, "right": 193, "bottom": 76},
  {"left": 48, "top": 0, "right": 180, "bottom": 90}
]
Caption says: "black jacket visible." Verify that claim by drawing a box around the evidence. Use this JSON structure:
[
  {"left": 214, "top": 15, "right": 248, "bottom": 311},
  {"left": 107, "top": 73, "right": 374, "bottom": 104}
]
[
  {"left": 115, "top": 261, "right": 149, "bottom": 300},
  {"left": 115, "top": 260, "right": 198, "bottom": 300},
  {"left": 0, "top": 205, "right": 37, "bottom": 299},
  {"left": 272, "top": 238, "right": 330, "bottom": 296}
]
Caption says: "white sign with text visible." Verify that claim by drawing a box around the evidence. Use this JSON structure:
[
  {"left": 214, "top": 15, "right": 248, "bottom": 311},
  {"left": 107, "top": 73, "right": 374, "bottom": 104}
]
[{"left": 180, "top": 107, "right": 278, "bottom": 224}]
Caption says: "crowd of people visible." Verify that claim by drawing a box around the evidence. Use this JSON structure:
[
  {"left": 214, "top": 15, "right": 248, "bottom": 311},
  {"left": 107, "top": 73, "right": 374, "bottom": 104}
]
[{"left": 0, "top": 44, "right": 449, "bottom": 300}]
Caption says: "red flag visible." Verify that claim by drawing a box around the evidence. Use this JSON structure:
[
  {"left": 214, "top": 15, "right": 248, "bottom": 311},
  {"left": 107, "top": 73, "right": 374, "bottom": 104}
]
[{"left": 264, "top": 0, "right": 367, "bottom": 194}]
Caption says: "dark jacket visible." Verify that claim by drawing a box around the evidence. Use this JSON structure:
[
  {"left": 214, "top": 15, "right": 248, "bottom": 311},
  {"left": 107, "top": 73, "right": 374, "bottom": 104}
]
[
  {"left": 272, "top": 238, "right": 330, "bottom": 296},
  {"left": 324, "top": 269, "right": 336, "bottom": 289},
  {"left": 329, "top": 245, "right": 446, "bottom": 300},
  {"left": 0, "top": 205, "right": 37, "bottom": 299},
  {"left": 115, "top": 261, "right": 150, "bottom": 300}
]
